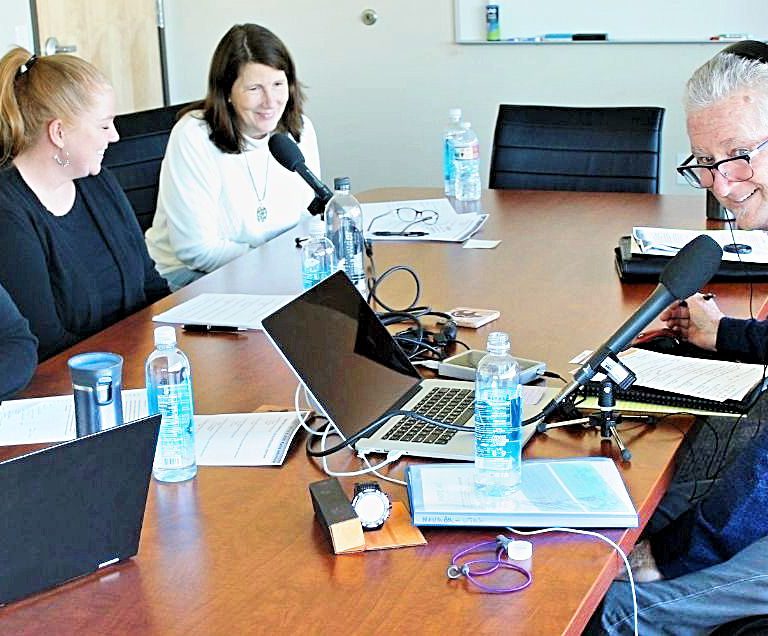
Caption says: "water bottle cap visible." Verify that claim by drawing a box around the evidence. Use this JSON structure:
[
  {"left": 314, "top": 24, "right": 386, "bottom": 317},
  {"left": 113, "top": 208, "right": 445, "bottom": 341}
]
[
  {"left": 334, "top": 177, "right": 351, "bottom": 191},
  {"left": 448, "top": 108, "right": 462, "bottom": 119},
  {"left": 486, "top": 331, "right": 510, "bottom": 352},
  {"left": 154, "top": 325, "right": 177, "bottom": 346}
]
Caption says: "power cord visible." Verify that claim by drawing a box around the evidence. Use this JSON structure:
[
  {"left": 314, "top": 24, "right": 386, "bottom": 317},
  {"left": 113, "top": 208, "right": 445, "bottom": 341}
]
[
  {"left": 506, "top": 526, "right": 638, "bottom": 636},
  {"left": 305, "top": 408, "right": 473, "bottom": 457}
]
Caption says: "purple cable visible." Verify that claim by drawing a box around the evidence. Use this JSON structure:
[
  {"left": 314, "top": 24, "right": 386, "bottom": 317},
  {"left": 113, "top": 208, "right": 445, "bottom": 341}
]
[{"left": 446, "top": 538, "right": 533, "bottom": 594}]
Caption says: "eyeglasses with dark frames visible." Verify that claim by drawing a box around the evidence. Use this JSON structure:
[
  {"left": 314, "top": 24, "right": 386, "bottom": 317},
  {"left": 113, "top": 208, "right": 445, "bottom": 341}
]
[
  {"left": 366, "top": 207, "right": 439, "bottom": 236},
  {"left": 676, "top": 137, "right": 768, "bottom": 189}
]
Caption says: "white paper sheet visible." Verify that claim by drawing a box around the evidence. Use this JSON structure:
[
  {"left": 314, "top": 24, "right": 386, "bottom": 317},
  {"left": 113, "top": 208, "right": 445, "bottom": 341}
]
[
  {"left": 361, "top": 198, "right": 487, "bottom": 242},
  {"left": 194, "top": 412, "right": 306, "bottom": 466},
  {"left": 0, "top": 389, "right": 149, "bottom": 445},
  {"left": 152, "top": 293, "right": 295, "bottom": 330}
]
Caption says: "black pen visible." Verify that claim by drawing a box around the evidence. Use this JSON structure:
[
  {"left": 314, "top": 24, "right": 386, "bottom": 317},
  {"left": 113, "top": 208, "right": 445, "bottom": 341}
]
[
  {"left": 372, "top": 231, "right": 429, "bottom": 237},
  {"left": 182, "top": 324, "right": 247, "bottom": 333}
]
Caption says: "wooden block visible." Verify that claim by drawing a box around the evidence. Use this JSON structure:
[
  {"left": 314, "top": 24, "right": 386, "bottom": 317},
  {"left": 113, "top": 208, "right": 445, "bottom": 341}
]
[{"left": 309, "top": 478, "right": 364, "bottom": 554}]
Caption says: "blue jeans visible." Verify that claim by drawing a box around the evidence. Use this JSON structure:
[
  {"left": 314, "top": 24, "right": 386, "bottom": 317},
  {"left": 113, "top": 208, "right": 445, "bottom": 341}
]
[
  {"left": 586, "top": 464, "right": 768, "bottom": 635},
  {"left": 592, "top": 535, "right": 768, "bottom": 635}
]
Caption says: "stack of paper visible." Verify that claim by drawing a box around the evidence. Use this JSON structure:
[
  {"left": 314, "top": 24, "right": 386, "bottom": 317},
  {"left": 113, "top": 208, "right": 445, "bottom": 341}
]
[{"left": 631, "top": 227, "right": 768, "bottom": 263}]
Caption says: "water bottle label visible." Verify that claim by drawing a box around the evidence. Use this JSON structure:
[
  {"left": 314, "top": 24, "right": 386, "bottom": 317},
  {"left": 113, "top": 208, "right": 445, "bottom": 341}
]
[
  {"left": 155, "top": 382, "right": 194, "bottom": 467},
  {"left": 454, "top": 144, "right": 479, "bottom": 161}
]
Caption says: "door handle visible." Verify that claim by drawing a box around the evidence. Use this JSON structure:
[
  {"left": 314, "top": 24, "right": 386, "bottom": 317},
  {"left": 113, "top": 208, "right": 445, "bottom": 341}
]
[{"left": 44, "top": 37, "right": 78, "bottom": 56}]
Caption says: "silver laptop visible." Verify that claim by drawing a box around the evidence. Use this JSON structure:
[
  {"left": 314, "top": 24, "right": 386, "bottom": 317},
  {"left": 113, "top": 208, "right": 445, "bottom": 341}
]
[
  {"left": 261, "top": 271, "right": 557, "bottom": 460},
  {"left": 0, "top": 414, "right": 161, "bottom": 605}
]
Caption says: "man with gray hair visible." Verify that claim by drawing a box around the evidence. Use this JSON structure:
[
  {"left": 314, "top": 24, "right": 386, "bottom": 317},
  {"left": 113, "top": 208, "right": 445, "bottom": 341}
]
[{"left": 588, "top": 41, "right": 768, "bottom": 635}]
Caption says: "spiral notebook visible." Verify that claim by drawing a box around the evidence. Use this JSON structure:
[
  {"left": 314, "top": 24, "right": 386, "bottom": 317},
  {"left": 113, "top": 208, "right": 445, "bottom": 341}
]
[{"left": 581, "top": 348, "right": 768, "bottom": 415}]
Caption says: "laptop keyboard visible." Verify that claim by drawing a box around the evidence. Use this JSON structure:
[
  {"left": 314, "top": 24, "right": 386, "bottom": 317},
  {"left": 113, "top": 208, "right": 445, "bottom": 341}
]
[{"left": 382, "top": 387, "right": 474, "bottom": 445}]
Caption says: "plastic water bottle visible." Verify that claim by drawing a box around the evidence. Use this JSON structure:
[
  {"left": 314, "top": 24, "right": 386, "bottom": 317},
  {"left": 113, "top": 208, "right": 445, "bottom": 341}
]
[
  {"left": 443, "top": 108, "right": 463, "bottom": 196},
  {"left": 146, "top": 326, "right": 197, "bottom": 482},
  {"left": 453, "top": 121, "right": 482, "bottom": 202},
  {"left": 474, "top": 331, "right": 522, "bottom": 495},
  {"left": 301, "top": 216, "right": 335, "bottom": 289},
  {"left": 324, "top": 177, "right": 366, "bottom": 295}
]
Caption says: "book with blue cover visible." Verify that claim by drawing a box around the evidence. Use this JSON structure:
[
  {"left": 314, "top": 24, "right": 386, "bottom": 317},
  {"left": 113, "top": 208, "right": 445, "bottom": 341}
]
[{"left": 406, "top": 457, "right": 638, "bottom": 528}]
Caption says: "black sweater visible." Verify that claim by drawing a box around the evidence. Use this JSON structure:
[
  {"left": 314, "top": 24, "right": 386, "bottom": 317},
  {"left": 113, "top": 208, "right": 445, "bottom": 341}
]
[
  {"left": 0, "top": 166, "right": 169, "bottom": 360},
  {"left": 0, "top": 282, "right": 37, "bottom": 400}
]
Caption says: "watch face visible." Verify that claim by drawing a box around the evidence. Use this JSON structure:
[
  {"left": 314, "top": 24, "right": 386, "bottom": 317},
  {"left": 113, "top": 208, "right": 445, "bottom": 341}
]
[
  {"left": 352, "top": 488, "right": 391, "bottom": 529},
  {"left": 355, "top": 493, "right": 388, "bottom": 521}
]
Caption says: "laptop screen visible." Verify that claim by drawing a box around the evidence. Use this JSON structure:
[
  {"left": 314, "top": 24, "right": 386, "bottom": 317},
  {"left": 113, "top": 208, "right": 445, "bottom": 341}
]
[{"left": 262, "top": 271, "right": 422, "bottom": 438}]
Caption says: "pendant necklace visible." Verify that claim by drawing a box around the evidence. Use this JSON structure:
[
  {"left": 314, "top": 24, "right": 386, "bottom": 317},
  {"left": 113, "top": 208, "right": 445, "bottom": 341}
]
[{"left": 244, "top": 150, "right": 270, "bottom": 222}]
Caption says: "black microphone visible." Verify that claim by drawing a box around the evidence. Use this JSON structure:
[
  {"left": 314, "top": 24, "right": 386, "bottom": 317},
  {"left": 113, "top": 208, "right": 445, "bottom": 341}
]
[
  {"left": 268, "top": 133, "right": 334, "bottom": 216},
  {"left": 535, "top": 234, "right": 723, "bottom": 425}
]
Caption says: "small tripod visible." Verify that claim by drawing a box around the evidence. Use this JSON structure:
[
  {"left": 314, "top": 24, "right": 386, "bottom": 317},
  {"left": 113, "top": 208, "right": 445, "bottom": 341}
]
[{"left": 537, "top": 378, "right": 655, "bottom": 461}]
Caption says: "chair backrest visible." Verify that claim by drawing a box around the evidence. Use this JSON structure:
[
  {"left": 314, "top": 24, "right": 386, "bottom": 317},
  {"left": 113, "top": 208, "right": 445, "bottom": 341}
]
[
  {"left": 102, "top": 102, "right": 191, "bottom": 232},
  {"left": 489, "top": 105, "right": 665, "bottom": 194}
]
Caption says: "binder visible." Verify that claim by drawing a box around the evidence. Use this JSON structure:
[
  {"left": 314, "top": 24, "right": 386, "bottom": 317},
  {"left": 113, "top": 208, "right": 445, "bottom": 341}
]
[
  {"left": 614, "top": 236, "right": 768, "bottom": 282},
  {"left": 407, "top": 458, "right": 638, "bottom": 528},
  {"left": 581, "top": 347, "right": 768, "bottom": 415},
  {"left": 581, "top": 377, "right": 766, "bottom": 414}
]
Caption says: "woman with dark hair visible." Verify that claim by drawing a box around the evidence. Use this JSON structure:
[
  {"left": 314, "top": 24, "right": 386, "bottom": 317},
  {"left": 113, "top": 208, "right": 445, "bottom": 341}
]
[
  {"left": 146, "top": 23, "right": 320, "bottom": 290},
  {"left": 0, "top": 47, "right": 169, "bottom": 361}
]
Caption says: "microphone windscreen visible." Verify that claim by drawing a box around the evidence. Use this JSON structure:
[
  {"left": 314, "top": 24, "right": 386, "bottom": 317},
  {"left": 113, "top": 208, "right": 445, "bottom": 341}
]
[
  {"left": 268, "top": 133, "right": 305, "bottom": 171},
  {"left": 659, "top": 234, "right": 723, "bottom": 299}
]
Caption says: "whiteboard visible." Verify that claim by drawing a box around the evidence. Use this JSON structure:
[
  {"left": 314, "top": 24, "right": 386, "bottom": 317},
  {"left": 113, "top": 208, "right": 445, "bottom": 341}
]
[{"left": 455, "top": 0, "right": 768, "bottom": 44}]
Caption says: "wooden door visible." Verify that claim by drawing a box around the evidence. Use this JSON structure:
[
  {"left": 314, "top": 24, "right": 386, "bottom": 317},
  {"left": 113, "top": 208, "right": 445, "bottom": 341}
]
[{"left": 33, "top": 0, "right": 165, "bottom": 114}]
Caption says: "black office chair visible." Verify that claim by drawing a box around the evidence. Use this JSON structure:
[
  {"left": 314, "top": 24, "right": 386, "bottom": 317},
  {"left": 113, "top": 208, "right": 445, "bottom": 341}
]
[
  {"left": 489, "top": 105, "right": 665, "bottom": 193},
  {"left": 102, "top": 102, "right": 190, "bottom": 232},
  {"left": 711, "top": 616, "right": 768, "bottom": 635}
]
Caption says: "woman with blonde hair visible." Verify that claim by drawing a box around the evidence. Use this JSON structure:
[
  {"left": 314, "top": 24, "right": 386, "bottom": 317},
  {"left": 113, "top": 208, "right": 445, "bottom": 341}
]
[{"left": 0, "top": 47, "right": 168, "bottom": 360}]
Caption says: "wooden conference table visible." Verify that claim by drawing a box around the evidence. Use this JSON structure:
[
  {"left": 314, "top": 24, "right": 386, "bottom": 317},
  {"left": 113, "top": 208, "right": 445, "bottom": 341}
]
[{"left": 2, "top": 188, "right": 763, "bottom": 635}]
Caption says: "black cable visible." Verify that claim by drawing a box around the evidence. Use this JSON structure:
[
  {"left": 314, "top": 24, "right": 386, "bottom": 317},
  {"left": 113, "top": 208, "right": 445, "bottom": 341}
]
[
  {"left": 306, "top": 409, "right": 474, "bottom": 457},
  {"left": 367, "top": 265, "right": 421, "bottom": 312}
]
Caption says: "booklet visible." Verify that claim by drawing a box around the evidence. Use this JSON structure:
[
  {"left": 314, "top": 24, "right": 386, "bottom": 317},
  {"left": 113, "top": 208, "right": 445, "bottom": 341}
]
[{"left": 407, "top": 458, "right": 637, "bottom": 528}]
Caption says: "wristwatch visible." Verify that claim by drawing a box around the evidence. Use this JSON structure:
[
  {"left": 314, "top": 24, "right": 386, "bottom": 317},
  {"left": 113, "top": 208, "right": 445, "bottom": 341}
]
[{"left": 351, "top": 482, "right": 392, "bottom": 531}]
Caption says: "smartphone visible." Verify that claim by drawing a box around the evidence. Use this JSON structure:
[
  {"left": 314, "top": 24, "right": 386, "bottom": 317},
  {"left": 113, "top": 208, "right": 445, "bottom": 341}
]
[{"left": 437, "top": 350, "right": 546, "bottom": 384}]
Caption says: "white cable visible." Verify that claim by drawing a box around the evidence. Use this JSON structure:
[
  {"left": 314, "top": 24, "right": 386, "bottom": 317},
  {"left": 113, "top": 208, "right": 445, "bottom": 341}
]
[
  {"left": 362, "top": 451, "right": 407, "bottom": 486},
  {"left": 294, "top": 383, "right": 321, "bottom": 435},
  {"left": 506, "top": 526, "right": 638, "bottom": 636},
  {"left": 319, "top": 422, "right": 401, "bottom": 478},
  {"left": 298, "top": 383, "right": 407, "bottom": 484}
]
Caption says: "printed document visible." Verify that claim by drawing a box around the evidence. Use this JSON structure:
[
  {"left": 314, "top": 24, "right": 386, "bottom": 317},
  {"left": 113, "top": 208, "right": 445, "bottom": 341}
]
[
  {"left": 153, "top": 293, "right": 295, "bottom": 330},
  {"left": 631, "top": 227, "right": 768, "bottom": 263},
  {"left": 361, "top": 198, "right": 487, "bottom": 242},
  {"left": 195, "top": 412, "right": 306, "bottom": 466},
  {"left": 603, "top": 348, "right": 764, "bottom": 402},
  {"left": 0, "top": 392, "right": 304, "bottom": 466},
  {"left": 0, "top": 389, "right": 149, "bottom": 445}
]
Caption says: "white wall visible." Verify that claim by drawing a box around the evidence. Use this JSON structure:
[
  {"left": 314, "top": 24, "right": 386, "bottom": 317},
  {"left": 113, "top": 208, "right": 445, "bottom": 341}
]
[
  {"left": 9, "top": 0, "right": 722, "bottom": 201},
  {"left": 0, "top": 1, "right": 34, "bottom": 53}
]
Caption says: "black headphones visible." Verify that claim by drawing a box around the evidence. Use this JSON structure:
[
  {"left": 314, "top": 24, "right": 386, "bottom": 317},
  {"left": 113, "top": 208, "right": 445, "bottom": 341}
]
[{"left": 379, "top": 309, "right": 458, "bottom": 361}]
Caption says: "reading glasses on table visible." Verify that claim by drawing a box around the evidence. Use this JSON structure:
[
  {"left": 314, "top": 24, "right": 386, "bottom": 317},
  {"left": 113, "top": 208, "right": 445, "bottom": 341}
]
[
  {"left": 676, "top": 136, "right": 768, "bottom": 188},
  {"left": 366, "top": 207, "right": 439, "bottom": 237}
]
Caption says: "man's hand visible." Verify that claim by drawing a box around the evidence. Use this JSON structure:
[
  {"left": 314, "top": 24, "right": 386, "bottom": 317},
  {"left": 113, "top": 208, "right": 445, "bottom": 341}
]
[{"left": 659, "top": 293, "right": 724, "bottom": 351}]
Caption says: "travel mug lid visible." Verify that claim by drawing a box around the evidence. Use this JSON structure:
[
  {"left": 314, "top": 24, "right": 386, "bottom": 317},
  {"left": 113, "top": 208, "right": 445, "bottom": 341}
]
[{"left": 68, "top": 352, "right": 124, "bottom": 386}]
